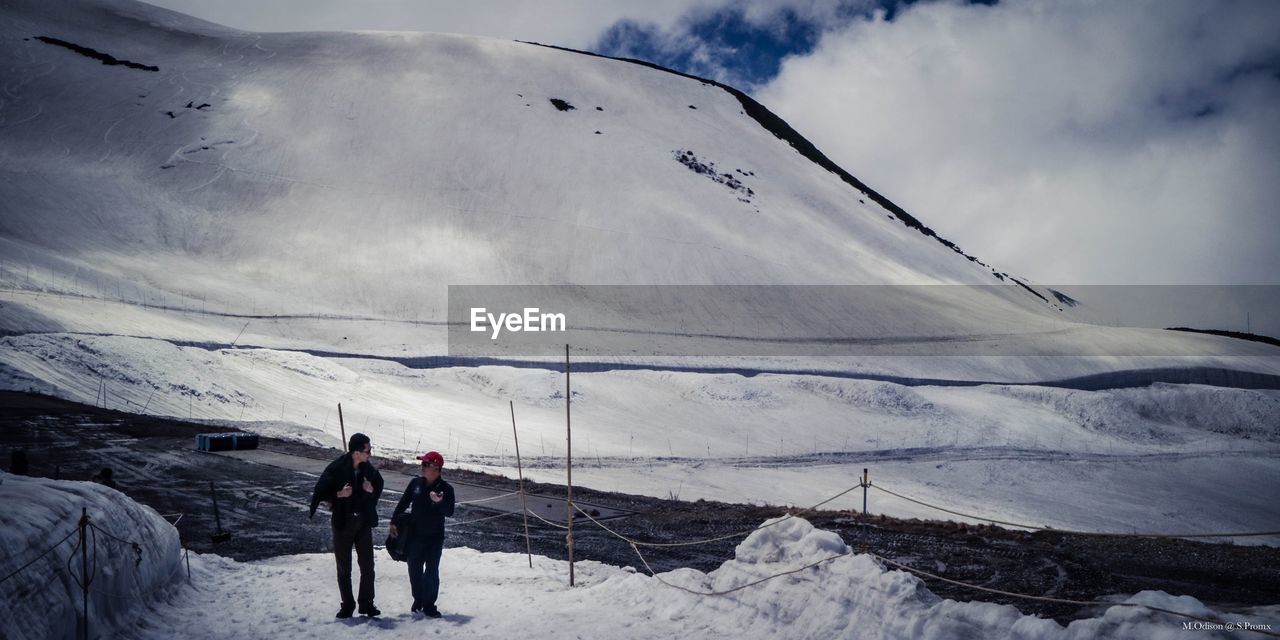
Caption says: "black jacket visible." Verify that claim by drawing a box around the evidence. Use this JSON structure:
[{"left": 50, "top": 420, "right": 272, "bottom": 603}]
[
  {"left": 392, "top": 476, "right": 455, "bottom": 539},
  {"left": 309, "top": 454, "right": 384, "bottom": 529}
]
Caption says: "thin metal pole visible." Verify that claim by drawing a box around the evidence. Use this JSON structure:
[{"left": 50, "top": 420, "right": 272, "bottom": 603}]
[
  {"left": 863, "top": 468, "right": 868, "bottom": 515},
  {"left": 338, "top": 403, "right": 346, "bottom": 449},
  {"left": 510, "top": 401, "right": 533, "bottom": 568},
  {"left": 861, "top": 468, "right": 869, "bottom": 553},
  {"left": 79, "top": 508, "right": 89, "bottom": 640},
  {"left": 565, "top": 344, "right": 574, "bottom": 586}
]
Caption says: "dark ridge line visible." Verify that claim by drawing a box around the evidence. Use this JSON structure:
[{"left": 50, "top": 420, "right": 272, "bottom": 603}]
[
  {"left": 1009, "top": 277, "right": 1049, "bottom": 303},
  {"left": 1167, "top": 327, "right": 1280, "bottom": 349},
  {"left": 35, "top": 36, "right": 159, "bottom": 72},
  {"left": 518, "top": 40, "right": 1017, "bottom": 289}
]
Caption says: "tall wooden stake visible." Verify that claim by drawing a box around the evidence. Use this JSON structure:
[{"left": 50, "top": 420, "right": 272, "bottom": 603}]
[
  {"left": 511, "top": 401, "right": 533, "bottom": 568},
  {"left": 565, "top": 344, "right": 574, "bottom": 586},
  {"left": 338, "top": 403, "right": 347, "bottom": 450},
  {"left": 861, "top": 467, "right": 869, "bottom": 553},
  {"left": 79, "top": 508, "right": 89, "bottom": 640}
]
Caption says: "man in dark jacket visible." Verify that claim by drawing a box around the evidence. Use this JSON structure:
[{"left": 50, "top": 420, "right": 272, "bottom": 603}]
[
  {"left": 309, "top": 432, "right": 385, "bottom": 618},
  {"left": 389, "top": 450, "right": 455, "bottom": 618}
]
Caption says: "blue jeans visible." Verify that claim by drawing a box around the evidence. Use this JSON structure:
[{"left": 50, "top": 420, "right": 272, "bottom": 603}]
[{"left": 406, "top": 536, "right": 444, "bottom": 609}]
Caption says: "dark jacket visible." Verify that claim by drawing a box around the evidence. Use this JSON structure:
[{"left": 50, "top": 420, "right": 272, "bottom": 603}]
[
  {"left": 309, "top": 453, "right": 384, "bottom": 529},
  {"left": 392, "top": 476, "right": 455, "bottom": 539}
]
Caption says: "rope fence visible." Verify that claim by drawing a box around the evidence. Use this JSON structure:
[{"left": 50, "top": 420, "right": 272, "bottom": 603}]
[
  {"left": 0, "top": 506, "right": 193, "bottom": 640},
  {"left": 871, "top": 553, "right": 1280, "bottom": 638},
  {"left": 448, "top": 510, "right": 521, "bottom": 526},
  {"left": 456, "top": 490, "right": 522, "bottom": 506},
  {"left": 521, "top": 506, "right": 570, "bottom": 530},
  {"left": 869, "top": 483, "right": 1280, "bottom": 538},
  {"left": 87, "top": 551, "right": 191, "bottom": 602},
  {"left": 567, "top": 480, "right": 867, "bottom": 549},
  {"left": 550, "top": 473, "right": 1279, "bottom": 635},
  {"left": 6, "top": 449, "right": 1275, "bottom": 636},
  {"left": 0, "top": 526, "right": 79, "bottom": 585}
]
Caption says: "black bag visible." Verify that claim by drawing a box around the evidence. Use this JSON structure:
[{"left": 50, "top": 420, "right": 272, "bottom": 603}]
[{"left": 386, "top": 512, "right": 412, "bottom": 561}]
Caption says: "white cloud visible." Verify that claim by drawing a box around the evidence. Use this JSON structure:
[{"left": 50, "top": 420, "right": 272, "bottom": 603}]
[{"left": 756, "top": 0, "right": 1280, "bottom": 284}]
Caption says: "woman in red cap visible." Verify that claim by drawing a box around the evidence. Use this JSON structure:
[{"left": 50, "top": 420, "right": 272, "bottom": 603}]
[{"left": 390, "top": 450, "right": 455, "bottom": 618}]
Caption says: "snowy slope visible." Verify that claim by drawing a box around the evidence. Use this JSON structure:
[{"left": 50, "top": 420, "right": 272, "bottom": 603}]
[{"left": 0, "top": 0, "right": 1010, "bottom": 298}]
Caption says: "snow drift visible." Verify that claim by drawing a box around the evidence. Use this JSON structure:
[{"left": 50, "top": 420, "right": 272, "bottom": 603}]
[{"left": 0, "top": 471, "right": 184, "bottom": 640}]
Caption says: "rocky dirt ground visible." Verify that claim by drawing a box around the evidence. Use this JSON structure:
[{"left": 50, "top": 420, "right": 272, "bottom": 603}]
[{"left": 2, "top": 391, "right": 1277, "bottom": 624}]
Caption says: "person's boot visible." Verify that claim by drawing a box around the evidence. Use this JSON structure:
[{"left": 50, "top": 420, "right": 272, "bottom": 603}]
[
  {"left": 424, "top": 606, "right": 442, "bottom": 619},
  {"left": 335, "top": 603, "right": 355, "bottom": 619},
  {"left": 358, "top": 603, "right": 381, "bottom": 617},
  {"left": 410, "top": 599, "right": 422, "bottom": 613}
]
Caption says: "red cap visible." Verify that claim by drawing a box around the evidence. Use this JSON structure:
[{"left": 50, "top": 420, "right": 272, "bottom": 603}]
[{"left": 417, "top": 451, "right": 444, "bottom": 467}]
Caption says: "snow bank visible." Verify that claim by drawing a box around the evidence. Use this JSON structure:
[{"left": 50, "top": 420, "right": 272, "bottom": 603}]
[
  {"left": 144, "top": 516, "right": 1274, "bottom": 639},
  {"left": 0, "top": 472, "right": 184, "bottom": 640},
  {"left": 599, "top": 516, "right": 1269, "bottom": 639}
]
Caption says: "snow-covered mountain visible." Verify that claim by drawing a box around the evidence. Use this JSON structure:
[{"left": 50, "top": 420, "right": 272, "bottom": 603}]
[
  {"left": 0, "top": 0, "right": 1012, "bottom": 303},
  {"left": 3, "top": 0, "right": 1277, "bottom": 361},
  {"left": 1, "top": 0, "right": 1278, "bottom": 550}
]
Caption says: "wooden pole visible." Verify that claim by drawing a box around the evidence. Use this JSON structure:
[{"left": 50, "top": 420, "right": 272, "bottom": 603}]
[
  {"left": 565, "top": 344, "right": 574, "bottom": 586},
  {"left": 338, "top": 403, "right": 347, "bottom": 450},
  {"left": 862, "top": 468, "right": 869, "bottom": 515},
  {"left": 79, "top": 508, "right": 89, "bottom": 640},
  {"left": 862, "top": 467, "right": 869, "bottom": 553},
  {"left": 510, "top": 401, "right": 533, "bottom": 568}
]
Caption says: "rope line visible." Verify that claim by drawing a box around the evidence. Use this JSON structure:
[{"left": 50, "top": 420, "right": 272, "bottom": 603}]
[
  {"left": 522, "top": 508, "right": 570, "bottom": 530},
  {"left": 448, "top": 511, "right": 520, "bottom": 526},
  {"left": 65, "top": 524, "right": 99, "bottom": 593},
  {"left": 88, "top": 522, "right": 143, "bottom": 567},
  {"left": 871, "top": 484, "right": 1280, "bottom": 538},
  {"left": 457, "top": 491, "right": 521, "bottom": 506},
  {"left": 872, "top": 553, "right": 1280, "bottom": 638},
  {"left": 571, "top": 481, "right": 865, "bottom": 548},
  {"left": 88, "top": 521, "right": 141, "bottom": 546},
  {"left": 629, "top": 542, "right": 852, "bottom": 597},
  {"left": 0, "top": 527, "right": 78, "bottom": 584},
  {"left": 86, "top": 550, "right": 189, "bottom": 602},
  {"left": 620, "top": 531, "right": 1280, "bottom": 636},
  {"left": 569, "top": 482, "right": 1278, "bottom": 632}
]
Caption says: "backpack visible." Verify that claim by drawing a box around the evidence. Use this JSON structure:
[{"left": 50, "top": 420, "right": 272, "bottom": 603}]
[{"left": 386, "top": 511, "right": 413, "bottom": 561}]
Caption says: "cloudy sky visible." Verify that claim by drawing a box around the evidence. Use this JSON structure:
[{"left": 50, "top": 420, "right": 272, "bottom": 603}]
[{"left": 146, "top": 0, "right": 1280, "bottom": 286}]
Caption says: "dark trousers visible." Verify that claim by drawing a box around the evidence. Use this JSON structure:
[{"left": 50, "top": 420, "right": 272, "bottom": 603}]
[
  {"left": 406, "top": 536, "right": 444, "bottom": 609},
  {"left": 333, "top": 513, "right": 375, "bottom": 607}
]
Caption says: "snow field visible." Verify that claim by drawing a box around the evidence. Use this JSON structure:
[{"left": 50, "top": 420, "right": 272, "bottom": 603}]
[{"left": 3, "top": 332, "right": 1278, "bottom": 543}]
